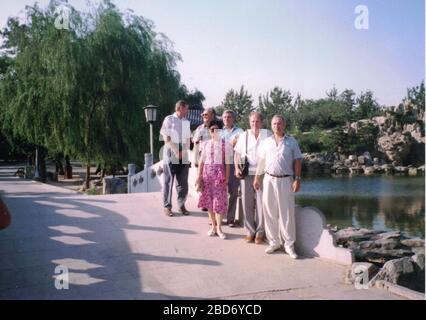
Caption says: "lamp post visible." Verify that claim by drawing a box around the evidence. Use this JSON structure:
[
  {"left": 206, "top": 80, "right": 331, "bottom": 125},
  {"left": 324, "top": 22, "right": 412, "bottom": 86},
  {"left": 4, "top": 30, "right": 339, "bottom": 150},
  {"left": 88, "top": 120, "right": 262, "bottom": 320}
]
[
  {"left": 34, "top": 147, "right": 40, "bottom": 180},
  {"left": 143, "top": 105, "right": 158, "bottom": 193},
  {"left": 143, "top": 105, "right": 158, "bottom": 157}
]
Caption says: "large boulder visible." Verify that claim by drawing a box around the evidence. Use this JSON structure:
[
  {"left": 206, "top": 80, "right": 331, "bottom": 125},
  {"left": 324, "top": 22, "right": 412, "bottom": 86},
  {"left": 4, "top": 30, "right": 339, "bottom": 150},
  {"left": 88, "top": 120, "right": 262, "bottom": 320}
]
[
  {"left": 377, "top": 132, "right": 413, "bottom": 165},
  {"left": 371, "top": 255, "right": 424, "bottom": 292}
]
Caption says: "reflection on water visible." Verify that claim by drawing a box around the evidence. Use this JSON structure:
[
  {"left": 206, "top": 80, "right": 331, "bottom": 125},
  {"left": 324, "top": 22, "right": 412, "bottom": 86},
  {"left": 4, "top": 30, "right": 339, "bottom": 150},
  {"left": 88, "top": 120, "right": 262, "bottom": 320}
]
[{"left": 295, "top": 175, "right": 425, "bottom": 238}]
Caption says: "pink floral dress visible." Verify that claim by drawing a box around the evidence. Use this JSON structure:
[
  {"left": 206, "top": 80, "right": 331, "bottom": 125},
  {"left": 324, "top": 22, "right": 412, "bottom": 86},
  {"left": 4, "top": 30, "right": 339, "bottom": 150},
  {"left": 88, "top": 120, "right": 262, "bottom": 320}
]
[{"left": 198, "top": 139, "right": 231, "bottom": 215}]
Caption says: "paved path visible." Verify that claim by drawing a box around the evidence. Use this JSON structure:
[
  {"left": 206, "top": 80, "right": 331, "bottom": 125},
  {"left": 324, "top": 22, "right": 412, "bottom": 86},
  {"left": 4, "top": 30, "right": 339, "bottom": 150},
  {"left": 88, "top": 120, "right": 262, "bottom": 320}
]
[{"left": 0, "top": 166, "right": 405, "bottom": 300}]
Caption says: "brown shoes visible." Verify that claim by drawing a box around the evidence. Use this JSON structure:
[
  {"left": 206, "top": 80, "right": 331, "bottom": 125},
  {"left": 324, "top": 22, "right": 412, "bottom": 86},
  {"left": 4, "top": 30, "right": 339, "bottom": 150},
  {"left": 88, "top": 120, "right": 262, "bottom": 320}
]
[
  {"left": 255, "top": 236, "right": 264, "bottom": 245},
  {"left": 245, "top": 235, "right": 255, "bottom": 243},
  {"left": 164, "top": 207, "right": 173, "bottom": 217},
  {"left": 179, "top": 206, "right": 190, "bottom": 216}
]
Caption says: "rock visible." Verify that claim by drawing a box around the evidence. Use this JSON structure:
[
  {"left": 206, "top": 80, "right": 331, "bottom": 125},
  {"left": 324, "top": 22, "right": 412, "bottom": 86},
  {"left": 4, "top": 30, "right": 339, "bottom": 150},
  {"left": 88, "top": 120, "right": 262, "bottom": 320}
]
[
  {"left": 359, "top": 240, "right": 378, "bottom": 250},
  {"left": 334, "top": 166, "right": 350, "bottom": 174},
  {"left": 394, "top": 166, "right": 409, "bottom": 174},
  {"left": 411, "top": 253, "right": 425, "bottom": 272},
  {"left": 359, "top": 248, "right": 414, "bottom": 264},
  {"left": 349, "top": 167, "right": 364, "bottom": 175},
  {"left": 103, "top": 176, "right": 127, "bottom": 194},
  {"left": 373, "top": 157, "right": 380, "bottom": 165},
  {"left": 364, "top": 167, "right": 375, "bottom": 175},
  {"left": 358, "top": 156, "right": 365, "bottom": 165},
  {"left": 412, "top": 247, "right": 425, "bottom": 255},
  {"left": 401, "top": 238, "right": 425, "bottom": 248},
  {"left": 335, "top": 228, "right": 383, "bottom": 244},
  {"left": 370, "top": 257, "right": 417, "bottom": 290},
  {"left": 381, "top": 164, "right": 395, "bottom": 173},
  {"left": 372, "top": 231, "right": 402, "bottom": 240},
  {"left": 377, "top": 133, "right": 413, "bottom": 166},
  {"left": 408, "top": 168, "right": 418, "bottom": 176},
  {"left": 348, "top": 155, "right": 357, "bottom": 161},
  {"left": 418, "top": 165, "right": 425, "bottom": 173},
  {"left": 374, "top": 238, "right": 402, "bottom": 250},
  {"left": 345, "top": 262, "right": 380, "bottom": 285}
]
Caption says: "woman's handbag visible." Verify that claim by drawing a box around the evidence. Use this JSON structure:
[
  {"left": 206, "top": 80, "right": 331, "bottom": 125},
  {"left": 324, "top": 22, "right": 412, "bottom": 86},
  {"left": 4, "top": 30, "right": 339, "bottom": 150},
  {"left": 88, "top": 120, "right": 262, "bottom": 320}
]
[{"left": 238, "top": 131, "right": 249, "bottom": 179}]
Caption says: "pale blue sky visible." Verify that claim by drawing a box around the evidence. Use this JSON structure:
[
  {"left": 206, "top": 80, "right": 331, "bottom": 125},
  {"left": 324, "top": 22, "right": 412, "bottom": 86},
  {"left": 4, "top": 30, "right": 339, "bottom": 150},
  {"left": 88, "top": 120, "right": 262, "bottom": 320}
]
[{"left": 0, "top": 0, "right": 424, "bottom": 107}]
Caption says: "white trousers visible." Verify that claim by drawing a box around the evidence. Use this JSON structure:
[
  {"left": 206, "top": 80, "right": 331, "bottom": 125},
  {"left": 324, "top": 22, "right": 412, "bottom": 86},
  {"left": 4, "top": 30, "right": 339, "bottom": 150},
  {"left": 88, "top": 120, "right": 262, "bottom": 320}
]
[{"left": 263, "top": 174, "right": 296, "bottom": 247}]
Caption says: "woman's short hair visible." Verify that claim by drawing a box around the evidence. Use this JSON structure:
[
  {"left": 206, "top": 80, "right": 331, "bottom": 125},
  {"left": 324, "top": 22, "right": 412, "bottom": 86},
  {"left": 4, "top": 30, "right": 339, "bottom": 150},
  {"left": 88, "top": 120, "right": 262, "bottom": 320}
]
[{"left": 208, "top": 119, "right": 223, "bottom": 129}]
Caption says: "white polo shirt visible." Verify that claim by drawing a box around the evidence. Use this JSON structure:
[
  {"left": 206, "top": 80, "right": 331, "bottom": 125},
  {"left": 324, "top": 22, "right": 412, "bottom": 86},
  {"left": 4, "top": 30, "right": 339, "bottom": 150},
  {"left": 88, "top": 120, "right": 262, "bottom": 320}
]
[
  {"left": 160, "top": 113, "right": 191, "bottom": 163},
  {"left": 234, "top": 129, "right": 272, "bottom": 174},
  {"left": 258, "top": 135, "right": 303, "bottom": 176}
]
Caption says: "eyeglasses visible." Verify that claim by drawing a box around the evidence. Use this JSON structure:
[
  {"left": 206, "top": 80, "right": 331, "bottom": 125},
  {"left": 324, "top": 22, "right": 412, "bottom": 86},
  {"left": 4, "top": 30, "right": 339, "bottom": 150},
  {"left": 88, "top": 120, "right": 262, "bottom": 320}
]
[
  {"left": 202, "top": 114, "right": 209, "bottom": 117},
  {"left": 210, "top": 128, "right": 219, "bottom": 132}
]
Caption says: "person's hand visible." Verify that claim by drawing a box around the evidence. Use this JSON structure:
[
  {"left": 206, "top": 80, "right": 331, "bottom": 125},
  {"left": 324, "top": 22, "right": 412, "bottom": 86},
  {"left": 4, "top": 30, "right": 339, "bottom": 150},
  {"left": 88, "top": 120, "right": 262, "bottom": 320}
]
[
  {"left": 224, "top": 176, "right": 229, "bottom": 185},
  {"left": 196, "top": 177, "right": 203, "bottom": 190},
  {"left": 235, "top": 168, "right": 242, "bottom": 179},
  {"left": 253, "top": 177, "right": 261, "bottom": 191},
  {"left": 292, "top": 179, "right": 301, "bottom": 193}
]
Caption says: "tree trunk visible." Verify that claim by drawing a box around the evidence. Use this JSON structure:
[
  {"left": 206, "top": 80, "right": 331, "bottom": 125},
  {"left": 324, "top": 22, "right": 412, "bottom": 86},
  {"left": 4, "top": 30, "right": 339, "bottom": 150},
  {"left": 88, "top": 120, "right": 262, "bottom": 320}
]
[
  {"left": 85, "top": 159, "right": 90, "bottom": 190},
  {"left": 39, "top": 150, "right": 47, "bottom": 183},
  {"left": 55, "top": 154, "right": 65, "bottom": 175},
  {"left": 64, "top": 155, "right": 73, "bottom": 179}
]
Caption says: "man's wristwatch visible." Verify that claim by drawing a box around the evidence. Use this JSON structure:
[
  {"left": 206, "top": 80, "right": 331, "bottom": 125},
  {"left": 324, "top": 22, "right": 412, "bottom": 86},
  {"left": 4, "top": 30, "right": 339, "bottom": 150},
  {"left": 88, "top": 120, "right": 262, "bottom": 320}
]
[{"left": 294, "top": 176, "right": 301, "bottom": 181}]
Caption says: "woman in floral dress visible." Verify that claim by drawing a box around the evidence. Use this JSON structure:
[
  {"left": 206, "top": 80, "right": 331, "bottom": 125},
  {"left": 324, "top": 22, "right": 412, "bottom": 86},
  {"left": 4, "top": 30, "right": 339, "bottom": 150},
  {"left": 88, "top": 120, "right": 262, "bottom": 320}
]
[{"left": 196, "top": 120, "right": 232, "bottom": 239}]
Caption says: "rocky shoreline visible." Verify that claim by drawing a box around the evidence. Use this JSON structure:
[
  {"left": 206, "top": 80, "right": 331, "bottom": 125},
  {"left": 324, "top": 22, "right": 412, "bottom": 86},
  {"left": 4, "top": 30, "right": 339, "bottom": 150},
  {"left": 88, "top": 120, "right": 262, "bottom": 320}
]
[
  {"left": 303, "top": 152, "right": 425, "bottom": 176},
  {"left": 331, "top": 227, "right": 425, "bottom": 293}
]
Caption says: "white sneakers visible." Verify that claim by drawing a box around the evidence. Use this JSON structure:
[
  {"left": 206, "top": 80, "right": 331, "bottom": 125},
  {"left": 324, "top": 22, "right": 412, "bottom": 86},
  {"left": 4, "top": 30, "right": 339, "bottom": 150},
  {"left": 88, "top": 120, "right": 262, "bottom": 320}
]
[
  {"left": 265, "top": 243, "right": 298, "bottom": 259},
  {"left": 284, "top": 245, "right": 298, "bottom": 259},
  {"left": 265, "top": 244, "right": 281, "bottom": 254}
]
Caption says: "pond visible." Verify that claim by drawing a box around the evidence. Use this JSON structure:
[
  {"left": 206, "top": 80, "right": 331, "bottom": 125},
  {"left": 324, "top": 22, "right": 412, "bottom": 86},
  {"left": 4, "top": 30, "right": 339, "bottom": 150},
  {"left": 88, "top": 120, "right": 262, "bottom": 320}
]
[{"left": 295, "top": 175, "right": 425, "bottom": 238}]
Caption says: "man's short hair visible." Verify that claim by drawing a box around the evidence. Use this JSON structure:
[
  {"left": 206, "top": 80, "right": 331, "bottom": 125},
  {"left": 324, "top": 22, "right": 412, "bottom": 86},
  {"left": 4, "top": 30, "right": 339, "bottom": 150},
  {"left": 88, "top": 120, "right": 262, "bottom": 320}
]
[
  {"left": 204, "top": 107, "right": 216, "bottom": 117},
  {"left": 271, "top": 114, "right": 286, "bottom": 124},
  {"left": 222, "top": 110, "right": 236, "bottom": 120},
  {"left": 249, "top": 111, "right": 263, "bottom": 121},
  {"left": 175, "top": 100, "right": 188, "bottom": 110}
]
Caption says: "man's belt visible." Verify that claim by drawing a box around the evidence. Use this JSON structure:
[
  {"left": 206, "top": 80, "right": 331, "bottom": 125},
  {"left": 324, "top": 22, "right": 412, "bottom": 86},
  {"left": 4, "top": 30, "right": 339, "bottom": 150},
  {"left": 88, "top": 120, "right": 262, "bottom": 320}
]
[{"left": 266, "top": 172, "right": 292, "bottom": 178}]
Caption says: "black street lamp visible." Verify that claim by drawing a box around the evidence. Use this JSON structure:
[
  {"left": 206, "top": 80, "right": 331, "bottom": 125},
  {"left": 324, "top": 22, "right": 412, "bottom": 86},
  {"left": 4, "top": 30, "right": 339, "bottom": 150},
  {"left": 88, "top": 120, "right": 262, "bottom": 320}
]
[{"left": 143, "top": 105, "right": 158, "bottom": 155}]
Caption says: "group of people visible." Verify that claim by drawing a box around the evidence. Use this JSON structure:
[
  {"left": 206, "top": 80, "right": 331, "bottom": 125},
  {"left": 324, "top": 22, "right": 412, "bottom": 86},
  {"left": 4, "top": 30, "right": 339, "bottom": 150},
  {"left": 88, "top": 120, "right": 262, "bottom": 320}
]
[{"left": 160, "top": 100, "right": 302, "bottom": 259}]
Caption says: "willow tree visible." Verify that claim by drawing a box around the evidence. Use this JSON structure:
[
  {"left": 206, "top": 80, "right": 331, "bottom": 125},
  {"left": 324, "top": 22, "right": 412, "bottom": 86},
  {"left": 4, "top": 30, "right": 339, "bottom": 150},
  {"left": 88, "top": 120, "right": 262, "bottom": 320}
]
[{"left": 0, "top": 0, "right": 184, "bottom": 188}]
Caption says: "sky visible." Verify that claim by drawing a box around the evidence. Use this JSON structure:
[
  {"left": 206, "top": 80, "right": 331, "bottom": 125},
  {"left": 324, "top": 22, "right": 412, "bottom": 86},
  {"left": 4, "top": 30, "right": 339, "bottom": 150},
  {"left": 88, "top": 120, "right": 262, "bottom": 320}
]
[{"left": 0, "top": 0, "right": 424, "bottom": 107}]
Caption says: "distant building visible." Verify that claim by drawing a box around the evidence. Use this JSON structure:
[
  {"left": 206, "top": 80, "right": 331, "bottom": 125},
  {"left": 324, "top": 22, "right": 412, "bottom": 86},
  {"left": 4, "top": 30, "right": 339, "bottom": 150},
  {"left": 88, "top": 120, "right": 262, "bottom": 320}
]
[{"left": 187, "top": 104, "right": 204, "bottom": 131}]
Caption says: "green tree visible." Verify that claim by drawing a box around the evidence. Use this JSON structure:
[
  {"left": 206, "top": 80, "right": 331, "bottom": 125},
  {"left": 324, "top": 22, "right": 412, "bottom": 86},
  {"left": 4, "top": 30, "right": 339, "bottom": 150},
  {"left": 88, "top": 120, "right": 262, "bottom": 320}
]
[
  {"left": 353, "top": 90, "right": 382, "bottom": 119},
  {"left": 258, "top": 87, "right": 294, "bottom": 129},
  {"left": 405, "top": 80, "right": 425, "bottom": 111},
  {"left": 219, "top": 85, "right": 254, "bottom": 128},
  {"left": 0, "top": 0, "right": 184, "bottom": 187}
]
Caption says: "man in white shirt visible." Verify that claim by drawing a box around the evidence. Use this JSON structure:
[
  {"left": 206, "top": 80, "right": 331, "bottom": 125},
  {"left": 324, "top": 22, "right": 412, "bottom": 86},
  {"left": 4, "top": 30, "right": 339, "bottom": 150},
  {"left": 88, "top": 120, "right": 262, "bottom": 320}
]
[
  {"left": 234, "top": 112, "right": 272, "bottom": 244},
  {"left": 220, "top": 110, "right": 244, "bottom": 227},
  {"left": 160, "top": 100, "right": 191, "bottom": 217},
  {"left": 253, "top": 115, "right": 302, "bottom": 259}
]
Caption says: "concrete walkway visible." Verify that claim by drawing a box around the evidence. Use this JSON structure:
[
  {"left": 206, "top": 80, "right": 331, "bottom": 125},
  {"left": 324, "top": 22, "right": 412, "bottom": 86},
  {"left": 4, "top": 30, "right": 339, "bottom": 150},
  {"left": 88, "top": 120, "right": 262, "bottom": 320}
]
[{"left": 0, "top": 166, "right": 405, "bottom": 300}]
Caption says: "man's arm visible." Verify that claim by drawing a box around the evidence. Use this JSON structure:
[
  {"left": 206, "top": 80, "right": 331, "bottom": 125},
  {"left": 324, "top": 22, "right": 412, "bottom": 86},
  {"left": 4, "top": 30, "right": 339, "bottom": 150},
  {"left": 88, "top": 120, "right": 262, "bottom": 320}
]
[
  {"left": 292, "top": 159, "right": 302, "bottom": 192},
  {"left": 253, "top": 157, "right": 265, "bottom": 191}
]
